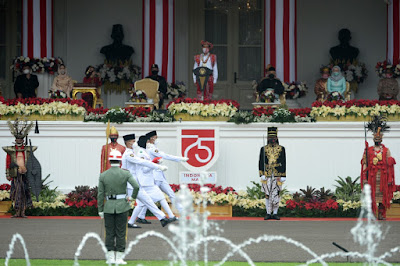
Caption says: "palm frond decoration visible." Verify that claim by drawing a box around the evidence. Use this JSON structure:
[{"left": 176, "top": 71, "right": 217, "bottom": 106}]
[{"left": 365, "top": 115, "right": 390, "bottom": 133}]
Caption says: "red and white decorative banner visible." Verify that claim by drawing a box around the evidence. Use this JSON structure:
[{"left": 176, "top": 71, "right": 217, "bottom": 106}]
[
  {"left": 22, "top": 0, "right": 53, "bottom": 58},
  {"left": 264, "top": 0, "right": 296, "bottom": 83},
  {"left": 178, "top": 128, "right": 219, "bottom": 173},
  {"left": 142, "top": 0, "right": 175, "bottom": 82},
  {"left": 387, "top": 0, "right": 400, "bottom": 63}
]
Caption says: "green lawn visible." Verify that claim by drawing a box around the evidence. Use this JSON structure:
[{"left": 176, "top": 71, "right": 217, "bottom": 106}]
[{"left": 1, "top": 260, "right": 399, "bottom": 266}]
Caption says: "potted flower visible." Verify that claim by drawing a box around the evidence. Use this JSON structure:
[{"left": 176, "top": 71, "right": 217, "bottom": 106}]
[
  {"left": 260, "top": 90, "right": 275, "bottom": 103},
  {"left": 285, "top": 81, "right": 308, "bottom": 99},
  {"left": 48, "top": 90, "right": 67, "bottom": 99},
  {"left": 129, "top": 89, "right": 147, "bottom": 102},
  {"left": 0, "top": 183, "right": 12, "bottom": 216},
  {"left": 327, "top": 91, "right": 344, "bottom": 102}
]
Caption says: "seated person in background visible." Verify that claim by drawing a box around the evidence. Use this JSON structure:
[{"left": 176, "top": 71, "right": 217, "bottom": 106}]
[
  {"left": 257, "top": 65, "right": 284, "bottom": 100},
  {"left": 82, "top": 65, "right": 102, "bottom": 107},
  {"left": 314, "top": 67, "right": 330, "bottom": 101},
  {"left": 327, "top": 66, "right": 346, "bottom": 97},
  {"left": 146, "top": 64, "right": 167, "bottom": 108},
  {"left": 51, "top": 64, "right": 74, "bottom": 98},
  {"left": 14, "top": 65, "right": 39, "bottom": 99},
  {"left": 377, "top": 69, "right": 399, "bottom": 101}
]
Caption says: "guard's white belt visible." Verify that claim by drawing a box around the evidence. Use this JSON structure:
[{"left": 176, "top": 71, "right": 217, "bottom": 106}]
[{"left": 106, "top": 194, "right": 126, "bottom": 200}]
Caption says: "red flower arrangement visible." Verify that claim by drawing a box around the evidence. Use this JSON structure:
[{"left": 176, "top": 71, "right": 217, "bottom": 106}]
[
  {"left": 289, "top": 108, "right": 311, "bottom": 117},
  {"left": 285, "top": 199, "right": 338, "bottom": 211},
  {"left": 166, "top": 97, "right": 240, "bottom": 109},
  {"left": 65, "top": 186, "right": 98, "bottom": 209},
  {"left": 170, "top": 184, "right": 236, "bottom": 195},
  {"left": 252, "top": 107, "right": 274, "bottom": 117},
  {"left": 312, "top": 99, "right": 400, "bottom": 108},
  {"left": 0, "top": 96, "right": 4, "bottom": 103},
  {"left": 2, "top": 97, "right": 88, "bottom": 109},
  {"left": 125, "top": 107, "right": 151, "bottom": 117},
  {"left": 0, "top": 183, "right": 11, "bottom": 191}
]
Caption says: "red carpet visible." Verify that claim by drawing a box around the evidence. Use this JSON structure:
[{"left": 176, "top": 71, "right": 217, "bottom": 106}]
[{"left": 1, "top": 215, "right": 399, "bottom": 221}]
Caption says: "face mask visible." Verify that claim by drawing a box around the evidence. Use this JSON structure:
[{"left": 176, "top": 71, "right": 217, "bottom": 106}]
[
  {"left": 202, "top": 48, "right": 209, "bottom": 54},
  {"left": 59, "top": 70, "right": 66, "bottom": 75},
  {"left": 322, "top": 74, "right": 329, "bottom": 79},
  {"left": 110, "top": 137, "right": 117, "bottom": 143},
  {"left": 146, "top": 143, "right": 151, "bottom": 149},
  {"left": 154, "top": 139, "right": 159, "bottom": 145},
  {"left": 151, "top": 70, "right": 158, "bottom": 75},
  {"left": 132, "top": 142, "right": 138, "bottom": 149},
  {"left": 268, "top": 74, "right": 275, "bottom": 79},
  {"left": 333, "top": 72, "right": 339, "bottom": 76},
  {"left": 23, "top": 69, "right": 30, "bottom": 74}
]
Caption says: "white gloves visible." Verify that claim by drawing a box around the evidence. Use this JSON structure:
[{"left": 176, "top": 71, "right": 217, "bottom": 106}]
[
  {"left": 158, "top": 165, "right": 168, "bottom": 172},
  {"left": 98, "top": 212, "right": 104, "bottom": 219},
  {"left": 181, "top": 157, "right": 189, "bottom": 162},
  {"left": 260, "top": 175, "right": 267, "bottom": 181}
]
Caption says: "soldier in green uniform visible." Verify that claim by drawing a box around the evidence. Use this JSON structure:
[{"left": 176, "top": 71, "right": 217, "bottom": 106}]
[
  {"left": 98, "top": 149, "right": 140, "bottom": 265},
  {"left": 258, "top": 127, "right": 286, "bottom": 220}
]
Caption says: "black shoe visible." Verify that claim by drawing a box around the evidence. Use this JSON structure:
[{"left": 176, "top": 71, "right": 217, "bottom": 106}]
[
  {"left": 128, "top": 223, "right": 141, "bottom": 229},
  {"left": 272, "top": 214, "right": 280, "bottom": 220},
  {"left": 137, "top": 218, "right": 151, "bottom": 224},
  {"left": 169, "top": 217, "right": 178, "bottom": 222},
  {"left": 264, "top": 214, "right": 272, "bottom": 220},
  {"left": 160, "top": 218, "right": 172, "bottom": 227}
]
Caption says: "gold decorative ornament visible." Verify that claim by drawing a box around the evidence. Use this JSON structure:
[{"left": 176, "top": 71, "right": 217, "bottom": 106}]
[
  {"left": 373, "top": 157, "right": 379, "bottom": 165},
  {"left": 377, "top": 153, "right": 383, "bottom": 161},
  {"left": 109, "top": 126, "right": 118, "bottom": 135},
  {"left": 130, "top": 154, "right": 134, "bottom": 157}
]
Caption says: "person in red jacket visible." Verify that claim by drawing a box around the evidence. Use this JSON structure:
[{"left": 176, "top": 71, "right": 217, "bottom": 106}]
[{"left": 361, "top": 116, "right": 396, "bottom": 220}]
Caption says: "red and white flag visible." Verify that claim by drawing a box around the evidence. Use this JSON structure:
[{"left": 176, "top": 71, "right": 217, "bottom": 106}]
[
  {"left": 387, "top": 0, "right": 400, "bottom": 63},
  {"left": 142, "top": 0, "right": 175, "bottom": 82},
  {"left": 264, "top": 0, "right": 296, "bottom": 83},
  {"left": 22, "top": 0, "right": 53, "bottom": 58}
]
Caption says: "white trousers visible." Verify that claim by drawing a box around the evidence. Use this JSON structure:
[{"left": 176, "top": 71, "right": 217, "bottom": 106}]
[
  {"left": 127, "top": 189, "right": 165, "bottom": 225},
  {"left": 138, "top": 179, "right": 182, "bottom": 219}
]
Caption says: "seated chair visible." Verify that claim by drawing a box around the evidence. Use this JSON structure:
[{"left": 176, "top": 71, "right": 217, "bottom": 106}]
[
  {"left": 96, "top": 86, "right": 104, "bottom": 108},
  {"left": 134, "top": 78, "right": 160, "bottom": 109},
  {"left": 344, "top": 81, "right": 351, "bottom": 101},
  {"left": 253, "top": 80, "right": 286, "bottom": 105}
]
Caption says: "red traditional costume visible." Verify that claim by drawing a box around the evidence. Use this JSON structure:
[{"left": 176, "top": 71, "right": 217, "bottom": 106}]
[
  {"left": 361, "top": 116, "right": 396, "bottom": 219},
  {"left": 100, "top": 126, "right": 126, "bottom": 173},
  {"left": 193, "top": 40, "right": 218, "bottom": 101}
]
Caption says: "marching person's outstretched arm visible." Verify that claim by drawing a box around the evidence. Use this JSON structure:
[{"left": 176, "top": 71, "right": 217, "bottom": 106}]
[{"left": 147, "top": 146, "right": 188, "bottom": 162}]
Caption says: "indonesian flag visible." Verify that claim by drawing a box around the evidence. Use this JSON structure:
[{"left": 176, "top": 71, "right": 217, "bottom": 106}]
[
  {"left": 142, "top": 0, "right": 175, "bottom": 83},
  {"left": 264, "top": 0, "right": 297, "bottom": 83},
  {"left": 22, "top": 0, "right": 53, "bottom": 58},
  {"left": 387, "top": 0, "right": 400, "bottom": 63}
]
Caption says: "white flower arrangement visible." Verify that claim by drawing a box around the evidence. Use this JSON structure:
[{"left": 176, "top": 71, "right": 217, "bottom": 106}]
[
  {"left": 0, "top": 102, "right": 86, "bottom": 116},
  {"left": 0, "top": 190, "right": 10, "bottom": 201},
  {"left": 167, "top": 102, "right": 238, "bottom": 117},
  {"left": 310, "top": 103, "right": 400, "bottom": 118}
]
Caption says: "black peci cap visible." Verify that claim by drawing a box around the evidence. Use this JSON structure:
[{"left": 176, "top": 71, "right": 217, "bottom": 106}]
[
  {"left": 145, "top": 131, "right": 157, "bottom": 138},
  {"left": 123, "top": 134, "right": 135, "bottom": 141}
]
